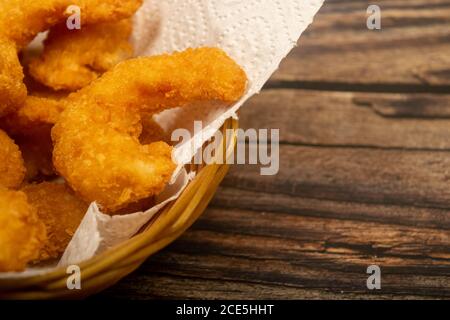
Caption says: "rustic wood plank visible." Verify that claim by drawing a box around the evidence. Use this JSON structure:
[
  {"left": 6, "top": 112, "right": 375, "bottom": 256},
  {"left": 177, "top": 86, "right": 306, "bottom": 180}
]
[
  {"left": 100, "top": 119, "right": 450, "bottom": 299},
  {"left": 270, "top": 0, "right": 450, "bottom": 87},
  {"left": 240, "top": 89, "right": 450, "bottom": 149},
  {"left": 101, "top": 144, "right": 450, "bottom": 299},
  {"left": 100, "top": 205, "right": 450, "bottom": 299},
  {"left": 101, "top": 274, "right": 435, "bottom": 300},
  {"left": 222, "top": 145, "right": 450, "bottom": 209},
  {"left": 212, "top": 187, "right": 450, "bottom": 230}
]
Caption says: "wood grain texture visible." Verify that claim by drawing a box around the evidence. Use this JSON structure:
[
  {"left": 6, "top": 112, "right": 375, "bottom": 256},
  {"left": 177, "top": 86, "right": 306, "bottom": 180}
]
[
  {"left": 223, "top": 145, "right": 450, "bottom": 209},
  {"left": 270, "top": 0, "right": 450, "bottom": 88},
  {"left": 100, "top": 189, "right": 450, "bottom": 299},
  {"left": 100, "top": 145, "right": 450, "bottom": 299},
  {"left": 98, "top": 0, "right": 450, "bottom": 300},
  {"left": 240, "top": 90, "right": 450, "bottom": 149}
]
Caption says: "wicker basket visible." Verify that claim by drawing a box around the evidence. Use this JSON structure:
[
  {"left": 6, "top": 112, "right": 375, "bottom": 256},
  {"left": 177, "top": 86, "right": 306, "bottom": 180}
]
[{"left": 0, "top": 118, "right": 239, "bottom": 299}]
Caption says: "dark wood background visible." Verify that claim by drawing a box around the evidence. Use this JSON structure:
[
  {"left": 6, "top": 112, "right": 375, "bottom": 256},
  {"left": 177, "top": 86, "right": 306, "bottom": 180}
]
[{"left": 98, "top": 0, "right": 450, "bottom": 299}]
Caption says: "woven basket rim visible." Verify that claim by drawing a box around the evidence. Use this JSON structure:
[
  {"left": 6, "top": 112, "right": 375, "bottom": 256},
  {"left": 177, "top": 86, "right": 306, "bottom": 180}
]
[{"left": 0, "top": 118, "right": 239, "bottom": 299}]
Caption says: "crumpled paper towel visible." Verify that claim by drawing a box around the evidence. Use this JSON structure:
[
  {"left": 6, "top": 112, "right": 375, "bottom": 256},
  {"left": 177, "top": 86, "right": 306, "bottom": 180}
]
[{"left": 3, "top": 0, "right": 324, "bottom": 276}]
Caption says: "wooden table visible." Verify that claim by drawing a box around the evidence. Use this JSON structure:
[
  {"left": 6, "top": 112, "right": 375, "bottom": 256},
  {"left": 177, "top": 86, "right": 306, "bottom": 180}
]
[{"left": 99, "top": 0, "right": 450, "bottom": 299}]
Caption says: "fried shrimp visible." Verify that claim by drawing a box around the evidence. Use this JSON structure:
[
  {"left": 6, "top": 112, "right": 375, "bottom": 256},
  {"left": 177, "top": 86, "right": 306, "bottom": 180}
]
[
  {"left": 2, "top": 94, "right": 66, "bottom": 135},
  {"left": 0, "top": 0, "right": 142, "bottom": 117},
  {"left": 0, "top": 130, "right": 47, "bottom": 272},
  {"left": 0, "top": 129, "right": 26, "bottom": 188},
  {"left": 1, "top": 86, "right": 64, "bottom": 181},
  {"left": 0, "top": 187, "right": 47, "bottom": 272},
  {"left": 0, "top": 1, "right": 68, "bottom": 116},
  {"left": 53, "top": 48, "right": 247, "bottom": 212},
  {"left": 1, "top": 86, "right": 63, "bottom": 180},
  {"left": 1, "top": 72, "right": 69, "bottom": 135},
  {"left": 140, "top": 115, "right": 171, "bottom": 145},
  {"left": 68, "top": 48, "right": 247, "bottom": 113},
  {"left": 29, "top": 19, "right": 134, "bottom": 91},
  {"left": 0, "top": 0, "right": 142, "bottom": 47},
  {"left": 16, "top": 126, "right": 56, "bottom": 181},
  {"left": 22, "top": 182, "right": 88, "bottom": 261},
  {"left": 0, "top": 40, "right": 27, "bottom": 117}
]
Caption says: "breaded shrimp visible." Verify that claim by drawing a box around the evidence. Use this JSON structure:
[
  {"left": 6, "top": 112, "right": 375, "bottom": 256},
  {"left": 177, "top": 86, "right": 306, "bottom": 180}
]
[
  {"left": 139, "top": 115, "right": 171, "bottom": 145},
  {"left": 0, "top": 130, "right": 46, "bottom": 271},
  {"left": 0, "top": 129, "right": 26, "bottom": 189},
  {"left": 0, "top": 187, "right": 47, "bottom": 272},
  {"left": 1, "top": 90, "right": 64, "bottom": 181},
  {"left": 54, "top": 101, "right": 176, "bottom": 213},
  {"left": 29, "top": 19, "right": 134, "bottom": 91},
  {"left": 52, "top": 48, "right": 247, "bottom": 212},
  {"left": 1, "top": 90, "right": 63, "bottom": 181},
  {"left": 22, "top": 182, "right": 88, "bottom": 261},
  {"left": 2, "top": 94, "right": 66, "bottom": 135},
  {"left": 1, "top": 87, "right": 64, "bottom": 182},
  {"left": 69, "top": 48, "right": 248, "bottom": 114},
  {"left": 0, "top": 0, "right": 142, "bottom": 116},
  {"left": 15, "top": 126, "right": 56, "bottom": 181},
  {"left": 65, "top": 0, "right": 143, "bottom": 28},
  {"left": 0, "top": 0, "right": 142, "bottom": 47},
  {"left": 1, "top": 72, "right": 69, "bottom": 135},
  {"left": 0, "top": 40, "right": 27, "bottom": 117}
]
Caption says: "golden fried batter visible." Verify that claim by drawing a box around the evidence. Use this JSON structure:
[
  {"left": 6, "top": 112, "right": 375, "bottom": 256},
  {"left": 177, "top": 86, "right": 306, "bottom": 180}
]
[
  {"left": 67, "top": 0, "right": 142, "bottom": 27},
  {"left": 70, "top": 48, "right": 248, "bottom": 113},
  {"left": 0, "top": 130, "right": 46, "bottom": 271},
  {"left": 1, "top": 85, "right": 63, "bottom": 181},
  {"left": 22, "top": 182, "right": 88, "bottom": 261},
  {"left": 0, "top": 0, "right": 142, "bottom": 47},
  {"left": 0, "top": 129, "right": 26, "bottom": 189},
  {"left": 15, "top": 126, "right": 56, "bottom": 181},
  {"left": 54, "top": 102, "right": 176, "bottom": 213},
  {"left": 2, "top": 94, "right": 66, "bottom": 135},
  {"left": 140, "top": 115, "right": 171, "bottom": 145},
  {"left": 52, "top": 48, "right": 247, "bottom": 212},
  {"left": 0, "top": 187, "right": 47, "bottom": 272},
  {"left": 0, "top": 0, "right": 142, "bottom": 117},
  {"left": 29, "top": 19, "right": 134, "bottom": 91},
  {"left": 0, "top": 1, "right": 68, "bottom": 116},
  {"left": 1, "top": 71, "right": 69, "bottom": 135},
  {"left": 0, "top": 40, "right": 27, "bottom": 117}
]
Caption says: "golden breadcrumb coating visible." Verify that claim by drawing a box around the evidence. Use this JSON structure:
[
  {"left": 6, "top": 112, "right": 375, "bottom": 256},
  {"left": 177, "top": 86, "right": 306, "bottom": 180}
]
[
  {"left": 67, "top": 0, "right": 143, "bottom": 27},
  {"left": 70, "top": 47, "right": 248, "bottom": 113},
  {"left": 139, "top": 115, "right": 171, "bottom": 145},
  {"left": 52, "top": 48, "right": 247, "bottom": 212},
  {"left": 0, "top": 82, "right": 63, "bottom": 181},
  {"left": 29, "top": 19, "right": 134, "bottom": 91},
  {"left": 1, "top": 94, "right": 62, "bottom": 182},
  {"left": 0, "top": 187, "right": 47, "bottom": 272},
  {"left": 0, "top": 0, "right": 68, "bottom": 48},
  {"left": 1, "top": 72, "right": 69, "bottom": 135},
  {"left": 0, "top": 129, "right": 26, "bottom": 189},
  {"left": 22, "top": 182, "right": 88, "bottom": 261},
  {"left": 53, "top": 101, "right": 176, "bottom": 213},
  {"left": 0, "top": 40, "right": 27, "bottom": 117},
  {"left": 15, "top": 126, "right": 56, "bottom": 181},
  {"left": 2, "top": 94, "right": 66, "bottom": 135},
  {"left": 0, "top": 0, "right": 142, "bottom": 47},
  {"left": 0, "top": 0, "right": 142, "bottom": 116}
]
